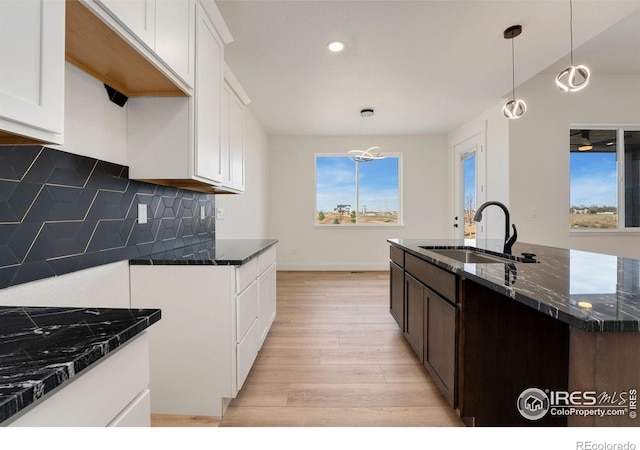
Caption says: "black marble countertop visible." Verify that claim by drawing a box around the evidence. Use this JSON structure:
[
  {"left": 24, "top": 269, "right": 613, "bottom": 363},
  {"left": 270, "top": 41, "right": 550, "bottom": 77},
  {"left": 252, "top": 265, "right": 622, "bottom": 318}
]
[
  {"left": 0, "top": 307, "right": 161, "bottom": 425},
  {"left": 129, "top": 238, "right": 278, "bottom": 266},
  {"left": 389, "top": 239, "right": 640, "bottom": 332}
]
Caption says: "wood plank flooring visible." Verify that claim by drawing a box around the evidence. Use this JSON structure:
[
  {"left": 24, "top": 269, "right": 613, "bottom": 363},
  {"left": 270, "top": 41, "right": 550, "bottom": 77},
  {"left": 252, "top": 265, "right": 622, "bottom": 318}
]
[
  {"left": 217, "top": 271, "right": 463, "bottom": 427},
  {"left": 151, "top": 271, "right": 462, "bottom": 427}
]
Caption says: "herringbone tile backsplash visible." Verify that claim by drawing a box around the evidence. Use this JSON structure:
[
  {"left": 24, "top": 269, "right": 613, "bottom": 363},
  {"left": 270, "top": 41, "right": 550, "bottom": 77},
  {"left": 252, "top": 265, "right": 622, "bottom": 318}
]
[{"left": 0, "top": 146, "right": 215, "bottom": 289}]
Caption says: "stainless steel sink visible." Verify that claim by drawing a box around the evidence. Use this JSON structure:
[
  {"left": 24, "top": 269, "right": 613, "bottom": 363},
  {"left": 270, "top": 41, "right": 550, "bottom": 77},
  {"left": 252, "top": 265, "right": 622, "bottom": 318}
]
[{"left": 419, "top": 246, "right": 539, "bottom": 264}]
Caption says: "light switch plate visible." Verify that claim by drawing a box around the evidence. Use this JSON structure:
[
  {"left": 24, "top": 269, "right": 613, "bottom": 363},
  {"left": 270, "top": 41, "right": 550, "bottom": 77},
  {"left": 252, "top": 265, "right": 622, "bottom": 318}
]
[
  {"left": 138, "top": 204, "right": 147, "bottom": 224},
  {"left": 200, "top": 206, "right": 206, "bottom": 220},
  {"left": 216, "top": 208, "right": 225, "bottom": 220}
]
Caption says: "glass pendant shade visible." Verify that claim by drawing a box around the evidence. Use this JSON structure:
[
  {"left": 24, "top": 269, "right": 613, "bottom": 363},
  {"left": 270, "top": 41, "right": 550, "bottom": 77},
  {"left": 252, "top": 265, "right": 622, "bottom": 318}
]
[{"left": 502, "top": 99, "right": 527, "bottom": 119}]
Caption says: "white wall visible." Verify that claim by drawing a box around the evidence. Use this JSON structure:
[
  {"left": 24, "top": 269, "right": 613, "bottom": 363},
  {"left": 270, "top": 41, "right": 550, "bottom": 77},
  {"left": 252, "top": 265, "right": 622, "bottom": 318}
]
[
  {"left": 268, "top": 135, "right": 449, "bottom": 270},
  {"left": 509, "top": 74, "right": 640, "bottom": 258},
  {"left": 215, "top": 109, "right": 269, "bottom": 238}
]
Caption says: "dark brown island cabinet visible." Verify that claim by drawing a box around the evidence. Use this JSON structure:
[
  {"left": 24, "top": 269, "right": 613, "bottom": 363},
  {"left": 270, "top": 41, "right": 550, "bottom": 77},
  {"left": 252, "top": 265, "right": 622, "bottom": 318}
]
[{"left": 390, "top": 245, "right": 568, "bottom": 426}]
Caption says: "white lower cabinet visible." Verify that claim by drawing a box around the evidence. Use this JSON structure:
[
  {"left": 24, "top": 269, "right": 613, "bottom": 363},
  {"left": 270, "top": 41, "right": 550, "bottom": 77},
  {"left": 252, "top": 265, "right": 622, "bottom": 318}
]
[
  {"left": 129, "top": 246, "right": 277, "bottom": 417},
  {"left": 6, "top": 333, "right": 151, "bottom": 427},
  {"left": 258, "top": 249, "right": 277, "bottom": 345}
]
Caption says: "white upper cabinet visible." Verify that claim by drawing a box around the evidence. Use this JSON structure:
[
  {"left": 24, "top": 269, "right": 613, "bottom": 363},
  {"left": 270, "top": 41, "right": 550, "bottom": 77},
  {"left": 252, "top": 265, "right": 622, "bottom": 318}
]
[
  {"left": 96, "top": 0, "right": 156, "bottom": 50},
  {"left": 126, "top": 1, "right": 239, "bottom": 192},
  {"left": 155, "top": 0, "right": 195, "bottom": 88},
  {"left": 229, "top": 91, "right": 245, "bottom": 191},
  {"left": 194, "top": 2, "right": 224, "bottom": 183},
  {"left": 0, "top": 0, "right": 64, "bottom": 144},
  {"left": 221, "top": 66, "right": 251, "bottom": 193},
  {"left": 84, "top": 0, "right": 194, "bottom": 91}
]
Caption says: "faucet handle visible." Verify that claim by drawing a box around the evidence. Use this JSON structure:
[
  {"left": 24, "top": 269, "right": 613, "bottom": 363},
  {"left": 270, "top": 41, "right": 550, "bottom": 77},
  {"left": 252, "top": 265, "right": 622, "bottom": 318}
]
[{"left": 504, "top": 224, "right": 517, "bottom": 255}]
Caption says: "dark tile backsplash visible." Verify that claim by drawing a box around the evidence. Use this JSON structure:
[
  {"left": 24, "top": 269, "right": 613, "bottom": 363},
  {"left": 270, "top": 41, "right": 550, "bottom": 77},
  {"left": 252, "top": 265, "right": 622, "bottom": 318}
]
[{"left": 0, "top": 145, "right": 215, "bottom": 289}]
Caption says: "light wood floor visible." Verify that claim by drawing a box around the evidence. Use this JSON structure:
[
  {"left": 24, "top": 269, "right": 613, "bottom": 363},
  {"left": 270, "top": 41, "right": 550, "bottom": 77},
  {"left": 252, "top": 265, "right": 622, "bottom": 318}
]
[{"left": 152, "top": 271, "right": 463, "bottom": 427}]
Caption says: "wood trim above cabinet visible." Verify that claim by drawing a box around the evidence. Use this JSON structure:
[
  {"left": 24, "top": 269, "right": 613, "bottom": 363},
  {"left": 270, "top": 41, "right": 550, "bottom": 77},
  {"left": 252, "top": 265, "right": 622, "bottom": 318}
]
[{"left": 66, "top": 1, "right": 189, "bottom": 97}]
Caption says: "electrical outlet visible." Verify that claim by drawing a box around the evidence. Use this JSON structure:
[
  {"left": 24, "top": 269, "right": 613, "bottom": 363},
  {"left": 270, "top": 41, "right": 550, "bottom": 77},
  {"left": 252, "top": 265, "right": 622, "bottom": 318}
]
[
  {"left": 530, "top": 209, "right": 538, "bottom": 219},
  {"left": 216, "top": 208, "right": 225, "bottom": 220},
  {"left": 200, "top": 206, "right": 206, "bottom": 220},
  {"left": 138, "top": 204, "right": 147, "bottom": 224}
]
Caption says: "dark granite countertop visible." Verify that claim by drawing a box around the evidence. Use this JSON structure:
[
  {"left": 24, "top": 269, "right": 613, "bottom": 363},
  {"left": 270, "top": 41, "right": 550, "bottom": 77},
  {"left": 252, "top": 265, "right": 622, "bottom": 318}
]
[
  {"left": 129, "top": 238, "right": 278, "bottom": 266},
  {"left": 0, "top": 307, "right": 161, "bottom": 425},
  {"left": 389, "top": 238, "right": 640, "bottom": 332}
]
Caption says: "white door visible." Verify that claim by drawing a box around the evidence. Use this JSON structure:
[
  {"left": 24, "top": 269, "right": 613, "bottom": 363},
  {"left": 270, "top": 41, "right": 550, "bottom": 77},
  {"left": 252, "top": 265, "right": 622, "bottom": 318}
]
[
  {"left": 453, "top": 132, "right": 486, "bottom": 245},
  {"left": 0, "top": 0, "right": 64, "bottom": 143}
]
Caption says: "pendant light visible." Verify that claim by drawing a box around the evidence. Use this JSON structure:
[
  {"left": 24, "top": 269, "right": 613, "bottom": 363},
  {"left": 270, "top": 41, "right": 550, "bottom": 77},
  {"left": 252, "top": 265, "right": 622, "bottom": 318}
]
[
  {"left": 556, "top": 0, "right": 591, "bottom": 92},
  {"left": 348, "top": 108, "right": 387, "bottom": 162},
  {"left": 578, "top": 130, "right": 593, "bottom": 151},
  {"left": 502, "top": 25, "right": 527, "bottom": 119}
]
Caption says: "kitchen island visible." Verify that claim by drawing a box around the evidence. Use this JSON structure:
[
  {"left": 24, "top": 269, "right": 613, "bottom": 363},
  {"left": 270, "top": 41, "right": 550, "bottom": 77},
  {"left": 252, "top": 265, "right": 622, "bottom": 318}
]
[
  {"left": 388, "top": 239, "right": 640, "bottom": 427},
  {"left": 0, "top": 307, "right": 161, "bottom": 426}
]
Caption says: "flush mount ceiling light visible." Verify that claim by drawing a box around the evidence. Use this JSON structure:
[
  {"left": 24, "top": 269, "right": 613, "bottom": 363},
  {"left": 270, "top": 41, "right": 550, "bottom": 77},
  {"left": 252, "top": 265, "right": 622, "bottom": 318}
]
[
  {"left": 348, "top": 108, "right": 387, "bottom": 162},
  {"left": 327, "top": 41, "right": 345, "bottom": 53},
  {"left": 556, "top": 0, "right": 591, "bottom": 92},
  {"left": 502, "top": 25, "right": 527, "bottom": 119}
]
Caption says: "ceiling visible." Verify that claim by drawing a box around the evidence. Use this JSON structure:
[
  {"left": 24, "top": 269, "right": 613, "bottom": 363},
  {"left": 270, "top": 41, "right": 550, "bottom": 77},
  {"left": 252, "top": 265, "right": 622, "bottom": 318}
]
[{"left": 216, "top": 0, "right": 640, "bottom": 136}]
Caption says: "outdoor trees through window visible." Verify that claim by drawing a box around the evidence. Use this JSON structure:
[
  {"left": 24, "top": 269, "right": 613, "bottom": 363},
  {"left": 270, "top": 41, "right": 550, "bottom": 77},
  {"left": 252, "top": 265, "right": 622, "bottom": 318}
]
[
  {"left": 316, "top": 155, "right": 401, "bottom": 225},
  {"left": 569, "top": 128, "right": 640, "bottom": 229}
]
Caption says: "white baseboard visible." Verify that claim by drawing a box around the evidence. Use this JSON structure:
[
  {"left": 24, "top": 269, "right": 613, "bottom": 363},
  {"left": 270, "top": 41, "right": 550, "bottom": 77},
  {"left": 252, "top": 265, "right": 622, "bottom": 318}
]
[{"left": 276, "top": 263, "right": 389, "bottom": 271}]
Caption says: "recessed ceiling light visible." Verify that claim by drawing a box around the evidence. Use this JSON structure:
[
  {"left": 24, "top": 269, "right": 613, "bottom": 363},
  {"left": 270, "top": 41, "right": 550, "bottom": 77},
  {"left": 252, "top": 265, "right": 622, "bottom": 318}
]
[
  {"left": 577, "top": 301, "right": 593, "bottom": 309},
  {"left": 327, "top": 41, "right": 345, "bottom": 53}
]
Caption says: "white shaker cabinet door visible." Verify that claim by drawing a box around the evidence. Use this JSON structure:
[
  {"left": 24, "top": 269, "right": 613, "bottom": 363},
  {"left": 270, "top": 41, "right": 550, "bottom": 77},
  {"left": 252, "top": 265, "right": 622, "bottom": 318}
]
[
  {"left": 155, "top": 0, "right": 195, "bottom": 88},
  {"left": 194, "top": 1, "right": 224, "bottom": 184},
  {"left": 96, "top": 0, "right": 156, "bottom": 50},
  {"left": 0, "top": 0, "right": 64, "bottom": 143},
  {"left": 229, "top": 92, "right": 245, "bottom": 191}
]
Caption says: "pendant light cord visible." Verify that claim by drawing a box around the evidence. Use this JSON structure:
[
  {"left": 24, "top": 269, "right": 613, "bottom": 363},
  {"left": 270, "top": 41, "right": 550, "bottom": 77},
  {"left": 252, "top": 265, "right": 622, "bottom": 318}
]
[
  {"left": 511, "top": 37, "right": 515, "bottom": 100},
  {"left": 569, "top": 0, "right": 574, "bottom": 65}
]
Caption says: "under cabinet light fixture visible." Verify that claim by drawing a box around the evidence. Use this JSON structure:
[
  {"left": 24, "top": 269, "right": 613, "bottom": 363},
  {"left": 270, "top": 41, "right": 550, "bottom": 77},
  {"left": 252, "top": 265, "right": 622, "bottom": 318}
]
[
  {"left": 502, "top": 25, "right": 527, "bottom": 119},
  {"left": 556, "top": 0, "right": 591, "bottom": 92}
]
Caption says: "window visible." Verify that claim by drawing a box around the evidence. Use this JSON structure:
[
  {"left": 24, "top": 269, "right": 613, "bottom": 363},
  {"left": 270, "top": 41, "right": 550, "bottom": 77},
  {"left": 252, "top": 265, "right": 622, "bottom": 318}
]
[
  {"left": 315, "top": 154, "right": 401, "bottom": 225},
  {"left": 569, "top": 127, "right": 640, "bottom": 230}
]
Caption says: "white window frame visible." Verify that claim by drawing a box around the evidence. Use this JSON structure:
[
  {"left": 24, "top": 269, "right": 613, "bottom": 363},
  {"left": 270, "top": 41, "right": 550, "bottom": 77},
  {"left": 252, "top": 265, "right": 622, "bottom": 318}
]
[
  {"left": 314, "top": 153, "right": 404, "bottom": 227},
  {"left": 569, "top": 123, "right": 640, "bottom": 235}
]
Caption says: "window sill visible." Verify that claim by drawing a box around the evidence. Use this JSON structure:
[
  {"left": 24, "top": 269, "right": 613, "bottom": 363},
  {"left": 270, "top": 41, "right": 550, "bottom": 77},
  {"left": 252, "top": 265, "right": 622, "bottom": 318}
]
[
  {"left": 568, "top": 228, "right": 640, "bottom": 236},
  {"left": 314, "top": 224, "right": 405, "bottom": 228}
]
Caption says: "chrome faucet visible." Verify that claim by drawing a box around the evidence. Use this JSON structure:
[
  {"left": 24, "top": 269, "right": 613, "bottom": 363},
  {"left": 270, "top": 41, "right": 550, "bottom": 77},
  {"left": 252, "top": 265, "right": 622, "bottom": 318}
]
[{"left": 472, "top": 201, "right": 517, "bottom": 255}]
